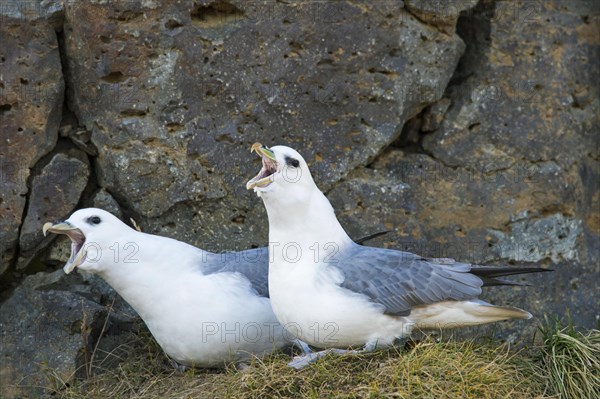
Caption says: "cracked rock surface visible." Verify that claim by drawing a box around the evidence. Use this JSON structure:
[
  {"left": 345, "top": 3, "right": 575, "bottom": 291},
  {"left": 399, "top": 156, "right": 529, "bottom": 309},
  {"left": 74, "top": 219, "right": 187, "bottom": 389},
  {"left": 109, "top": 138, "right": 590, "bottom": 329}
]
[{"left": 0, "top": 1, "right": 598, "bottom": 397}]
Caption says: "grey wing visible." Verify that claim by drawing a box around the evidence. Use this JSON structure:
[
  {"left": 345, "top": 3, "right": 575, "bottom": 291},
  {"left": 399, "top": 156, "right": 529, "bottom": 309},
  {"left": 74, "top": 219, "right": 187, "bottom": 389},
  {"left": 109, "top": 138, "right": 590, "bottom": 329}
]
[
  {"left": 203, "top": 247, "right": 270, "bottom": 297},
  {"left": 338, "top": 245, "right": 484, "bottom": 316}
]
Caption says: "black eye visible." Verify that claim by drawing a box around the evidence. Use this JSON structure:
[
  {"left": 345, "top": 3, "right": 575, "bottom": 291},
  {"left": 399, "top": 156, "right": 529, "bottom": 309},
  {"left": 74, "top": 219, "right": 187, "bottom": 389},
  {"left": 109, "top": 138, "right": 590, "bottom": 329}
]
[
  {"left": 285, "top": 156, "right": 300, "bottom": 168},
  {"left": 87, "top": 216, "right": 101, "bottom": 225}
]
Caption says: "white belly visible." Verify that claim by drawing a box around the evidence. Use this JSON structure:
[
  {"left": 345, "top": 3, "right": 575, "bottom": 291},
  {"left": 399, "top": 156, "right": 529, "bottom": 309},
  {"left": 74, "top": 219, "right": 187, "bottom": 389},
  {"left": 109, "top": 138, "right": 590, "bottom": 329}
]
[
  {"left": 120, "top": 273, "right": 287, "bottom": 367},
  {"left": 268, "top": 261, "right": 413, "bottom": 349}
]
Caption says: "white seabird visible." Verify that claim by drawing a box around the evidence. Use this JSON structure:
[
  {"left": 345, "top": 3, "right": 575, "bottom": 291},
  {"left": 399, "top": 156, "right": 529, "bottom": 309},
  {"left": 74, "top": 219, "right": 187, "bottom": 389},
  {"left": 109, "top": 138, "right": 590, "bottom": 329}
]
[
  {"left": 246, "top": 143, "right": 550, "bottom": 368},
  {"left": 43, "top": 208, "right": 288, "bottom": 368}
]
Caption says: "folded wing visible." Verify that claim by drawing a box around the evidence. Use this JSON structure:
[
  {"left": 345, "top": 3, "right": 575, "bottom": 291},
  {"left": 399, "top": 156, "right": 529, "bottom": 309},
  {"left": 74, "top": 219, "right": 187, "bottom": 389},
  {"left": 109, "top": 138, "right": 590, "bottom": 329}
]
[{"left": 337, "top": 244, "right": 546, "bottom": 316}]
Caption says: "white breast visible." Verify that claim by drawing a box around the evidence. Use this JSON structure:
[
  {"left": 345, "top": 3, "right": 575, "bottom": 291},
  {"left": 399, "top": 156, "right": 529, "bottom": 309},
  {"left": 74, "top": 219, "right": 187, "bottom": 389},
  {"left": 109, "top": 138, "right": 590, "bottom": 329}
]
[
  {"left": 268, "top": 258, "right": 414, "bottom": 349},
  {"left": 106, "top": 268, "right": 287, "bottom": 367}
]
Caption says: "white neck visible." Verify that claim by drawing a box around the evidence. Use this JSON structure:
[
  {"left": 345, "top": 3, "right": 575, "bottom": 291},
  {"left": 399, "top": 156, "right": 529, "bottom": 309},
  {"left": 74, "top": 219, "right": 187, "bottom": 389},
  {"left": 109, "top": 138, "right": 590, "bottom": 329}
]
[
  {"left": 95, "top": 232, "right": 208, "bottom": 320},
  {"left": 263, "top": 186, "right": 353, "bottom": 251}
]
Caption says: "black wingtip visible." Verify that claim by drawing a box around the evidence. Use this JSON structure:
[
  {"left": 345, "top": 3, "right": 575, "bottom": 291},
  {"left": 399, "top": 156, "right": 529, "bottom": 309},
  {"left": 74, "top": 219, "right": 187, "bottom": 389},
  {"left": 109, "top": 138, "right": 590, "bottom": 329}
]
[
  {"left": 355, "top": 230, "right": 391, "bottom": 245},
  {"left": 470, "top": 266, "right": 553, "bottom": 278},
  {"left": 480, "top": 276, "right": 534, "bottom": 287}
]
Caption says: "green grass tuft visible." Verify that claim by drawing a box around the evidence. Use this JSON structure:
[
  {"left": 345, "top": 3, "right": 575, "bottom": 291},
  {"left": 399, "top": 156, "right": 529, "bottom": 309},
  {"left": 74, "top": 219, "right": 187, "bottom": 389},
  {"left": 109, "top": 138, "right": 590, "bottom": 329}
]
[{"left": 538, "top": 314, "right": 600, "bottom": 399}]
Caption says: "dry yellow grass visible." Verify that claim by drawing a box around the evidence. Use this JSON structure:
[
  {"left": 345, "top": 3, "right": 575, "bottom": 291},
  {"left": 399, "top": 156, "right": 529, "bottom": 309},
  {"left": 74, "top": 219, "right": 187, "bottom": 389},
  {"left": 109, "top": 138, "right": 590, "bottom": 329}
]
[
  {"left": 16, "top": 314, "right": 598, "bottom": 399},
  {"left": 43, "top": 333, "right": 546, "bottom": 399}
]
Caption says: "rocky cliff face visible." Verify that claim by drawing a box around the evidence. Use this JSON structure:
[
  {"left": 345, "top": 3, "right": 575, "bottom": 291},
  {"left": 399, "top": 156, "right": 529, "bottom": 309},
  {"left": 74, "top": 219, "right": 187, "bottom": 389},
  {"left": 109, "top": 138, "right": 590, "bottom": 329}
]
[{"left": 1, "top": 0, "right": 598, "bottom": 397}]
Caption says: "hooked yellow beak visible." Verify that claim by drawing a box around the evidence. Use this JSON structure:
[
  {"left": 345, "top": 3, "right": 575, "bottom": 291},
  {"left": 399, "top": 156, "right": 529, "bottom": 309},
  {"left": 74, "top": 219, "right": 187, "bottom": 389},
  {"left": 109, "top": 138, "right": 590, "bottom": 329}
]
[
  {"left": 43, "top": 221, "right": 78, "bottom": 236},
  {"left": 247, "top": 143, "right": 278, "bottom": 190},
  {"left": 250, "top": 142, "right": 276, "bottom": 161},
  {"left": 42, "top": 221, "right": 87, "bottom": 274}
]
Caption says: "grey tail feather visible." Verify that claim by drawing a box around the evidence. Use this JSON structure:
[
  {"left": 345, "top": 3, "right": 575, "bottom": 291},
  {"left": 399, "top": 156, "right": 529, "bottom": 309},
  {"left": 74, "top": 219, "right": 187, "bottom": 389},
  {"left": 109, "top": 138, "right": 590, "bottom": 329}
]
[{"left": 470, "top": 266, "right": 552, "bottom": 278}]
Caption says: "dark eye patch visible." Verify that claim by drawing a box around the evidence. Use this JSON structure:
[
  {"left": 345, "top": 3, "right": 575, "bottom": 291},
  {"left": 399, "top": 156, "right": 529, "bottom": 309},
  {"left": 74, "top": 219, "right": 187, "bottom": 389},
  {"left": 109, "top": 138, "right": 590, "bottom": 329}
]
[
  {"left": 87, "top": 216, "right": 102, "bottom": 225},
  {"left": 285, "top": 156, "right": 300, "bottom": 168}
]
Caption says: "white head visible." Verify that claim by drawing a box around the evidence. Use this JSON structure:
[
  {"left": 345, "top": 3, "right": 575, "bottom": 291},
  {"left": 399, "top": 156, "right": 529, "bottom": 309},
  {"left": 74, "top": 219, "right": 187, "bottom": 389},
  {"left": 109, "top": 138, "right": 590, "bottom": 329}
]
[
  {"left": 246, "top": 143, "right": 352, "bottom": 246},
  {"left": 43, "top": 208, "right": 136, "bottom": 275},
  {"left": 246, "top": 143, "right": 318, "bottom": 206}
]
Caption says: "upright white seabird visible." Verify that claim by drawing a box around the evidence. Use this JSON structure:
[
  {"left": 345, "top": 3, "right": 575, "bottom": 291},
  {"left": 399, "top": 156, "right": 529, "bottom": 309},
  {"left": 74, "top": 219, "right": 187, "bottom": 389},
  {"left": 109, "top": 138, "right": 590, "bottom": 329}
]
[
  {"left": 43, "top": 208, "right": 288, "bottom": 368},
  {"left": 247, "top": 143, "right": 550, "bottom": 368}
]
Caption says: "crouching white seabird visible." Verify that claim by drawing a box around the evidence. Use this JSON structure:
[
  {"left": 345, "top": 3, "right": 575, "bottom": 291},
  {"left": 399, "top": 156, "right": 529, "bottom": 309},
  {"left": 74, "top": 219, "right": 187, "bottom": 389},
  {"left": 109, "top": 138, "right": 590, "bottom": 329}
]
[
  {"left": 247, "top": 143, "right": 550, "bottom": 368},
  {"left": 43, "top": 208, "right": 289, "bottom": 368}
]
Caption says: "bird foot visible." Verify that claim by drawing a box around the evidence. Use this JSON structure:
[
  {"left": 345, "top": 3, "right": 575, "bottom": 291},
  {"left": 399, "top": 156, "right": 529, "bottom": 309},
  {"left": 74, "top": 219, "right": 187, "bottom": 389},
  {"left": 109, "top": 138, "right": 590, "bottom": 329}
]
[
  {"left": 168, "top": 358, "right": 190, "bottom": 373},
  {"left": 287, "top": 341, "right": 379, "bottom": 369},
  {"left": 235, "top": 362, "right": 251, "bottom": 373},
  {"left": 292, "top": 339, "right": 313, "bottom": 355},
  {"left": 287, "top": 348, "right": 350, "bottom": 369}
]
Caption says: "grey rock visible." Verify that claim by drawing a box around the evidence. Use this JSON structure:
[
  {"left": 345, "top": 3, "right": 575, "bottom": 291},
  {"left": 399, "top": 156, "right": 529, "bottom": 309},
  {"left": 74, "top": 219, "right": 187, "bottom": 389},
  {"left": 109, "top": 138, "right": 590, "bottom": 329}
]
[
  {"left": 0, "top": 10, "right": 64, "bottom": 276},
  {"left": 0, "top": 270, "right": 136, "bottom": 398},
  {"left": 487, "top": 214, "right": 582, "bottom": 264},
  {"left": 405, "top": 0, "right": 478, "bottom": 34},
  {"left": 0, "top": 0, "right": 65, "bottom": 24},
  {"left": 422, "top": 0, "right": 599, "bottom": 170},
  {"left": 421, "top": 97, "right": 451, "bottom": 132},
  {"left": 62, "top": 1, "right": 465, "bottom": 226},
  {"left": 18, "top": 151, "right": 90, "bottom": 268},
  {"left": 43, "top": 235, "right": 72, "bottom": 267},
  {"left": 329, "top": 151, "right": 580, "bottom": 253},
  {"left": 89, "top": 188, "right": 123, "bottom": 220},
  {"left": 69, "top": 128, "right": 98, "bottom": 156}
]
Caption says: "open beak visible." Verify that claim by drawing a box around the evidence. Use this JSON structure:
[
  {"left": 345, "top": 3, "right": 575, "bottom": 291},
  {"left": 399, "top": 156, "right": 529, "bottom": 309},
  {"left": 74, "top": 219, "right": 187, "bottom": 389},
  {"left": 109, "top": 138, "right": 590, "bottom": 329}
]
[
  {"left": 246, "top": 142, "right": 278, "bottom": 190},
  {"left": 43, "top": 221, "right": 87, "bottom": 274}
]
